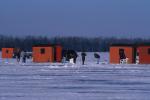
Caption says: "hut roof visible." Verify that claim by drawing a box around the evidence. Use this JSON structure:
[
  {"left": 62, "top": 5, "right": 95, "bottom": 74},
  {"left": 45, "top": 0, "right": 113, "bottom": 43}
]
[
  {"left": 110, "top": 44, "right": 135, "bottom": 47},
  {"left": 2, "top": 47, "right": 14, "bottom": 48},
  {"left": 110, "top": 43, "right": 150, "bottom": 47},
  {"left": 32, "top": 44, "right": 61, "bottom": 47}
]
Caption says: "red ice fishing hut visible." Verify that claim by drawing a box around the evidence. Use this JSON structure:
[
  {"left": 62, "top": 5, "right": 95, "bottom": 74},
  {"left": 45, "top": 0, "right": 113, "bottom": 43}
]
[
  {"left": 32, "top": 44, "right": 62, "bottom": 63},
  {"left": 136, "top": 44, "right": 150, "bottom": 64},
  {"left": 2, "top": 48, "right": 14, "bottom": 58},
  {"left": 110, "top": 44, "right": 136, "bottom": 64}
]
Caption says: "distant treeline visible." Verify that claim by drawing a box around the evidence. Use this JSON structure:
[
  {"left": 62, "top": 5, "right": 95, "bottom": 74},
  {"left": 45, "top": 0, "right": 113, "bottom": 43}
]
[{"left": 0, "top": 35, "right": 150, "bottom": 52}]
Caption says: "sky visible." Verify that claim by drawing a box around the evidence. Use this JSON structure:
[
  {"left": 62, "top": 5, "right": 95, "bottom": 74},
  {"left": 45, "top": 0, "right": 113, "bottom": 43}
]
[{"left": 0, "top": 0, "right": 150, "bottom": 38}]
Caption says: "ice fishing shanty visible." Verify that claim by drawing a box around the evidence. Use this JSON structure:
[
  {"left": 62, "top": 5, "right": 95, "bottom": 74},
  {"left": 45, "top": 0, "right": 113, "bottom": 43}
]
[
  {"left": 2, "top": 47, "right": 22, "bottom": 59},
  {"left": 32, "top": 44, "right": 62, "bottom": 63},
  {"left": 136, "top": 45, "right": 150, "bottom": 64},
  {"left": 110, "top": 44, "right": 150, "bottom": 64},
  {"left": 110, "top": 44, "right": 136, "bottom": 64},
  {"left": 2, "top": 48, "right": 14, "bottom": 58}
]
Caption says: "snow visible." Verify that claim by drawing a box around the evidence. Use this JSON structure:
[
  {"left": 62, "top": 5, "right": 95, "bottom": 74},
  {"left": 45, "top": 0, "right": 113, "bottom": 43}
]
[{"left": 0, "top": 52, "right": 150, "bottom": 100}]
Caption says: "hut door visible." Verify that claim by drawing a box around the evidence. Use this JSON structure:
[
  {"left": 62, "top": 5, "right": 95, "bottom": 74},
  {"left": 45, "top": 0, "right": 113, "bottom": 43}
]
[
  {"left": 135, "top": 49, "right": 139, "bottom": 64},
  {"left": 119, "top": 49, "right": 126, "bottom": 60},
  {"left": 54, "top": 47, "right": 56, "bottom": 62},
  {"left": 148, "top": 48, "right": 150, "bottom": 55}
]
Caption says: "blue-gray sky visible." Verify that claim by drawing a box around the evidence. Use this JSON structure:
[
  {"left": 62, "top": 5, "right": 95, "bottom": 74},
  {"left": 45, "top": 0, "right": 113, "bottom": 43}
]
[{"left": 0, "top": 0, "right": 150, "bottom": 38}]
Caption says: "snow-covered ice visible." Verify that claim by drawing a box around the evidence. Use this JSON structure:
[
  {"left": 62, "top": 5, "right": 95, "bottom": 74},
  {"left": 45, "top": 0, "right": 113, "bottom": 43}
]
[{"left": 0, "top": 52, "right": 150, "bottom": 100}]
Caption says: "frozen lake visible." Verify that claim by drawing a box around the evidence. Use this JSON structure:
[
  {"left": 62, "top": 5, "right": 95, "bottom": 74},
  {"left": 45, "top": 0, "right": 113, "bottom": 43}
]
[{"left": 0, "top": 52, "right": 150, "bottom": 100}]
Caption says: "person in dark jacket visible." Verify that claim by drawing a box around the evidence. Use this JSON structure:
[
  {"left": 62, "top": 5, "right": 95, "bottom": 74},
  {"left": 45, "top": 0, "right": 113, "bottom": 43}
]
[
  {"left": 94, "top": 53, "right": 100, "bottom": 64},
  {"left": 119, "top": 49, "right": 126, "bottom": 63},
  {"left": 73, "top": 52, "right": 78, "bottom": 64},
  {"left": 16, "top": 49, "right": 21, "bottom": 62},
  {"left": 81, "top": 52, "right": 86, "bottom": 65},
  {"left": 22, "top": 51, "right": 27, "bottom": 63},
  {"left": 62, "top": 50, "right": 78, "bottom": 64}
]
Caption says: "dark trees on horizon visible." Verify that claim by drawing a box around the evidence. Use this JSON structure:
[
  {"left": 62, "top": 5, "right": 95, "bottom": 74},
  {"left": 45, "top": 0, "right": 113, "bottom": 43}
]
[{"left": 0, "top": 35, "right": 149, "bottom": 52}]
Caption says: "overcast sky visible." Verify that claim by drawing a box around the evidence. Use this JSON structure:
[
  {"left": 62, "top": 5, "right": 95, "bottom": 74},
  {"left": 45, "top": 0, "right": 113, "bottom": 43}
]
[{"left": 0, "top": 0, "right": 150, "bottom": 38}]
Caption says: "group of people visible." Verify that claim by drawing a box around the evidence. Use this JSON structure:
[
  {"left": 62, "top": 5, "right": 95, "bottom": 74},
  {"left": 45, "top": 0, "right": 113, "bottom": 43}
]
[
  {"left": 14, "top": 49, "right": 100, "bottom": 65},
  {"left": 14, "top": 49, "right": 27, "bottom": 63},
  {"left": 81, "top": 52, "right": 100, "bottom": 65},
  {"left": 62, "top": 50, "right": 100, "bottom": 65}
]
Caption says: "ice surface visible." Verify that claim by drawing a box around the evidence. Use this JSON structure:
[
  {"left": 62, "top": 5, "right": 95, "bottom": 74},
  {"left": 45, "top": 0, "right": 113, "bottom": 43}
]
[{"left": 0, "top": 52, "right": 150, "bottom": 100}]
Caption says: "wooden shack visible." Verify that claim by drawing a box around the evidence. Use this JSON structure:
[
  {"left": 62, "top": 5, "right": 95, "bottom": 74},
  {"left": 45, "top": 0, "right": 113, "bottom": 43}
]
[
  {"left": 2, "top": 48, "right": 14, "bottom": 58},
  {"left": 137, "top": 45, "right": 150, "bottom": 64},
  {"left": 110, "top": 44, "right": 136, "bottom": 64},
  {"left": 32, "top": 44, "right": 62, "bottom": 63}
]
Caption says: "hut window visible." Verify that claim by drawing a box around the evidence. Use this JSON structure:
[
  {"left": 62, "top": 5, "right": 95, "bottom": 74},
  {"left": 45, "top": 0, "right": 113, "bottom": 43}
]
[
  {"left": 40, "top": 48, "right": 45, "bottom": 54},
  {"left": 148, "top": 48, "right": 150, "bottom": 55},
  {"left": 6, "top": 50, "right": 9, "bottom": 54}
]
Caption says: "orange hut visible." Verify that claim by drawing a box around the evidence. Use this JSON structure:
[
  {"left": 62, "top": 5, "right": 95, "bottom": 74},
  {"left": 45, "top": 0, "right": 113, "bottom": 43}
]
[
  {"left": 110, "top": 44, "right": 136, "bottom": 64},
  {"left": 32, "top": 44, "right": 63, "bottom": 63},
  {"left": 32, "top": 45, "right": 54, "bottom": 63},
  {"left": 136, "top": 45, "right": 150, "bottom": 64},
  {"left": 2, "top": 48, "right": 14, "bottom": 58}
]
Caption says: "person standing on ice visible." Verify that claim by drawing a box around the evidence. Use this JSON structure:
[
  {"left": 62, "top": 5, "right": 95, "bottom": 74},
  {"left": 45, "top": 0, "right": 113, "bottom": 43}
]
[
  {"left": 81, "top": 52, "right": 86, "bottom": 65},
  {"left": 73, "top": 52, "right": 78, "bottom": 64},
  {"left": 94, "top": 53, "right": 100, "bottom": 64},
  {"left": 62, "top": 56, "right": 66, "bottom": 64},
  {"left": 16, "top": 49, "right": 21, "bottom": 63},
  {"left": 22, "top": 51, "right": 27, "bottom": 63}
]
